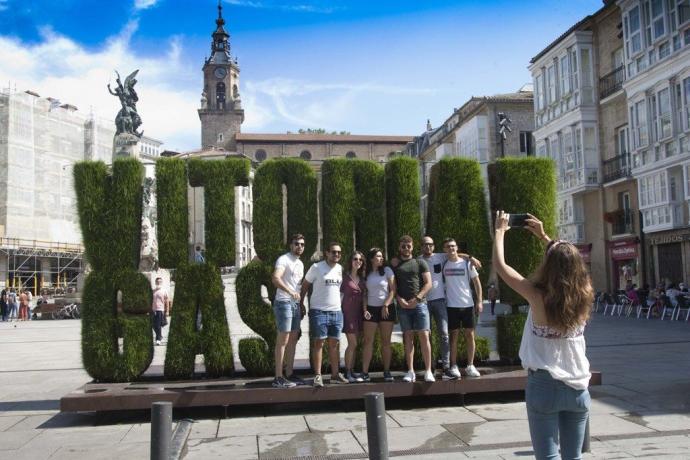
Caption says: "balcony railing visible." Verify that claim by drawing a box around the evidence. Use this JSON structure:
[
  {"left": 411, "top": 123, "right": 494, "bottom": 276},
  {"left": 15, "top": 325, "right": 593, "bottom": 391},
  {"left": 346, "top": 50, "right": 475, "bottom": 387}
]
[
  {"left": 608, "top": 209, "right": 635, "bottom": 235},
  {"left": 599, "top": 65, "right": 625, "bottom": 99},
  {"left": 602, "top": 152, "right": 632, "bottom": 183}
]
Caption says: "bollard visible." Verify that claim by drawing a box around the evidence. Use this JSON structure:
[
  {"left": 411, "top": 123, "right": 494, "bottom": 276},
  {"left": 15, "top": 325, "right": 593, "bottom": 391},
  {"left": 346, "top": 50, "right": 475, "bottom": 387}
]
[
  {"left": 364, "top": 392, "right": 388, "bottom": 460},
  {"left": 151, "top": 401, "right": 172, "bottom": 460},
  {"left": 582, "top": 415, "right": 591, "bottom": 453}
]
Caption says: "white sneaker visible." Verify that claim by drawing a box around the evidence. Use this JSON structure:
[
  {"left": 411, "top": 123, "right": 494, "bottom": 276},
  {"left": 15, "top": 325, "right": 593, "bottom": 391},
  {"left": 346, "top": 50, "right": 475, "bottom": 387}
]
[
  {"left": 465, "top": 364, "right": 481, "bottom": 378},
  {"left": 450, "top": 365, "right": 462, "bottom": 379},
  {"left": 155, "top": 340, "right": 161, "bottom": 346},
  {"left": 424, "top": 370, "right": 436, "bottom": 382},
  {"left": 402, "top": 370, "right": 416, "bottom": 382}
]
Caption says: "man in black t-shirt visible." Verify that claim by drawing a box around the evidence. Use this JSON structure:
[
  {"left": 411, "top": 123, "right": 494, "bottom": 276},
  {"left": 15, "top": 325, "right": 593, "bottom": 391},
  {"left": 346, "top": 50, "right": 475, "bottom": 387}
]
[{"left": 393, "top": 235, "right": 435, "bottom": 383}]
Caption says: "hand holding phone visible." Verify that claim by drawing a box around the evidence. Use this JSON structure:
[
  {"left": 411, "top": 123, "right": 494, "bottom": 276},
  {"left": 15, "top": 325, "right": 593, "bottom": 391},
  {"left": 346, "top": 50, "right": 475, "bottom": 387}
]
[{"left": 507, "top": 213, "right": 530, "bottom": 228}]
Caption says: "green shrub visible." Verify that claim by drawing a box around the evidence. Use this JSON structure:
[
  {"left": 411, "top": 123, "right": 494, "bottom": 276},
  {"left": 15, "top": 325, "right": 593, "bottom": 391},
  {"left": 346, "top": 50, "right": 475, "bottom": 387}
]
[
  {"left": 426, "top": 158, "right": 492, "bottom": 285},
  {"left": 385, "top": 157, "right": 421, "bottom": 258},
  {"left": 81, "top": 269, "right": 153, "bottom": 382},
  {"left": 155, "top": 158, "right": 188, "bottom": 268},
  {"left": 235, "top": 259, "right": 276, "bottom": 375},
  {"left": 489, "top": 158, "right": 556, "bottom": 308},
  {"left": 321, "top": 159, "right": 385, "bottom": 256},
  {"left": 253, "top": 158, "right": 318, "bottom": 263},
  {"left": 496, "top": 313, "right": 527, "bottom": 363},
  {"left": 164, "top": 263, "right": 234, "bottom": 379},
  {"left": 188, "top": 158, "right": 250, "bottom": 267}
]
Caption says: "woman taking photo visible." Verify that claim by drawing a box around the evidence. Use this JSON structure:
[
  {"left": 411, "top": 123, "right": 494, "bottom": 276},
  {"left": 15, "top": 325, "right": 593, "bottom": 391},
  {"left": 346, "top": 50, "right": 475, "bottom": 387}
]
[
  {"left": 341, "top": 251, "right": 366, "bottom": 383},
  {"left": 492, "top": 211, "right": 593, "bottom": 460},
  {"left": 361, "top": 248, "right": 396, "bottom": 382}
]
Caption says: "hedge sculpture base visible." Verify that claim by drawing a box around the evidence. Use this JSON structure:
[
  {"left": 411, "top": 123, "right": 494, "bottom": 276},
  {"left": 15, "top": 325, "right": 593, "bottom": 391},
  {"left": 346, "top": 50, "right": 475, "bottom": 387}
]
[{"left": 60, "top": 368, "right": 602, "bottom": 412}]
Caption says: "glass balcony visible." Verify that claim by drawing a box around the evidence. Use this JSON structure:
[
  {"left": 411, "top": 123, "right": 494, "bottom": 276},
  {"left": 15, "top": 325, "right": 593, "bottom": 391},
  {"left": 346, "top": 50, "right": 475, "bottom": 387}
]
[
  {"left": 598, "top": 65, "right": 625, "bottom": 100},
  {"left": 602, "top": 152, "right": 632, "bottom": 183},
  {"left": 559, "top": 167, "right": 600, "bottom": 192}
]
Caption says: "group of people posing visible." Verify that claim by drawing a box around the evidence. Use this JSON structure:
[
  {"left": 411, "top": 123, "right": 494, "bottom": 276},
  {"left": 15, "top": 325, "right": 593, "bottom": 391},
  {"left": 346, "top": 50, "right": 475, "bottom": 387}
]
[
  {"left": 0, "top": 288, "right": 34, "bottom": 322},
  {"left": 270, "top": 233, "right": 485, "bottom": 388}
]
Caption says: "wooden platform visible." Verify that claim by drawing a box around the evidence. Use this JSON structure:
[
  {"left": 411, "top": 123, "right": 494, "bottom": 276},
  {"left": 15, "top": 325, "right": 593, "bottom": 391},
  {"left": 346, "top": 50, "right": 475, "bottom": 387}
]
[{"left": 60, "top": 368, "right": 602, "bottom": 412}]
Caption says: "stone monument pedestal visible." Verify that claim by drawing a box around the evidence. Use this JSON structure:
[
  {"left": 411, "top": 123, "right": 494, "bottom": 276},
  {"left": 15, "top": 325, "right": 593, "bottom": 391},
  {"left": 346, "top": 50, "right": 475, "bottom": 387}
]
[{"left": 113, "top": 133, "right": 142, "bottom": 161}]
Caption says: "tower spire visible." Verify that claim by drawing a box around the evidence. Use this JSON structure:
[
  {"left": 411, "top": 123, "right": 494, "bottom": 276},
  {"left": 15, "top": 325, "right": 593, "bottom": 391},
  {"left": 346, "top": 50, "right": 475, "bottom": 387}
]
[
  {"left": 217, "top": 0, "right": 224, "bottom": 26},
  {"left": 209, "top": 1, "right": 231, "bottom": 63}
]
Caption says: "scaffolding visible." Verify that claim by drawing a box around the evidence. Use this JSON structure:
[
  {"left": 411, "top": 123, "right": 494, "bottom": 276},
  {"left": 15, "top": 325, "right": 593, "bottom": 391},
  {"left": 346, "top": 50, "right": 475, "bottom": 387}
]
[{"left": 0, "top": 237, "right": 83, "bottom": 295}]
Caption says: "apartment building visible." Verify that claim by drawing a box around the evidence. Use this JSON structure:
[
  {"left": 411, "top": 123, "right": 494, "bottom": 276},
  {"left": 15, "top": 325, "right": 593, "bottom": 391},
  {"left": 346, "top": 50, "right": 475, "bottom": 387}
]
[{"left": 620, "top": 0, "right": 690, "bottom": 285}]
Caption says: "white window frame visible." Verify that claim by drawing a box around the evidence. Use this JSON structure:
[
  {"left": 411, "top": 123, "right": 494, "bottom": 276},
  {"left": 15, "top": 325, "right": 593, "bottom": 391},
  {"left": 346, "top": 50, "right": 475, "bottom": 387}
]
[
  {"left": 626, "top": 5, "right": 643, "bottom": 59},
  {"left": 650, "top": 0, "right": 666, "bottom": 42},
  {"left": 560, "top": 55, "right": 571, "bottom": 96}
]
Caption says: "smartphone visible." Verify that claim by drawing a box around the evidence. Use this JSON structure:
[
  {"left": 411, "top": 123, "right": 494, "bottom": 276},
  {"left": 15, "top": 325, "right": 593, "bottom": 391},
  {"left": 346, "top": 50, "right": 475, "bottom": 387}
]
[{"left": 508, "top": 213, "right": 529, "bottom": 228}]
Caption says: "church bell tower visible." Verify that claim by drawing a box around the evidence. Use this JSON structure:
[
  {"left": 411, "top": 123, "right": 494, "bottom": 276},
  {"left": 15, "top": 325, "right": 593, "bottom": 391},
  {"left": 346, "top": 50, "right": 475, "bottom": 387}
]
[{"left": 198, "top": 1, "right": 244, "bottom": 151}]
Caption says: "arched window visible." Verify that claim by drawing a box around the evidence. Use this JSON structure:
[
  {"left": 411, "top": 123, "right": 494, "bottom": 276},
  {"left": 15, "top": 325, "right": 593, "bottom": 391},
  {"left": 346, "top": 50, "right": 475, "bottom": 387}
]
[
  {"left": 255, "top": 149, "right": 267, "bottom": 162},
  {"left": 216, "top": 82, "right": 226, "bottom": 109},
  {"left": 300, "top": 150, "right": 312, "bottom": 160},
  {"left": 218, "top": 133, "right": 224, "bottom": 142},
  {"left": 346, "top": 151, "right": 357, "bottom": 159}
]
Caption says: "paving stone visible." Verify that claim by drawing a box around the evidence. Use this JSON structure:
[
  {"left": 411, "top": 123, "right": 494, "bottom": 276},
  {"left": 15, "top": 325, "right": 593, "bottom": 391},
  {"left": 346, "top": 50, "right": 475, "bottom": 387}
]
[
  {"left": 616, "top": 411, "right": 690, "bottom": 432},
  {"left": 352, "top": 424, "right": 464, "bottom": 451},
  {"left": 258, "top": 431, "right": 364, "bottom": 458},
  {"left": 466, "top": 402, "right": 527, "bottom": 421},
  {"left": 305, "top": 411, "right": 399, "bottom": 432},
  {"left": 589, "top": 413, "right": 653, "bottom": 437},
  {"left": 217, "top": 414, "right": 308, "bottom": 437},
  {"left": 0, "top": 429, "right": 40, "bottom": 450},
  {"left": 0, "top": 415, "right": 25, "bottom": 431},
  {"left": 387, "top": 406, "right": 486, "bottom": 427},
  {"left": 187, "top": 419, "right": 220, "bottom": 439},
  {"left": 48, "top": 441, "right": 149, "bottom": 460},
  {"left": 444, "top": 419, "right": 532, "bottom": 446},
  {"left": 185, "top": 435, "right": 258, "bottom": 460}
]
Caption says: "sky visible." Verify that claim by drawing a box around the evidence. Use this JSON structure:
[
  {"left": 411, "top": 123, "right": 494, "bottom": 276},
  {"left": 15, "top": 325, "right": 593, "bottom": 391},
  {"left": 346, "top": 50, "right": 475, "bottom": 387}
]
[{"left": 0, "top": 0, "right": 604, "bottom": 151}]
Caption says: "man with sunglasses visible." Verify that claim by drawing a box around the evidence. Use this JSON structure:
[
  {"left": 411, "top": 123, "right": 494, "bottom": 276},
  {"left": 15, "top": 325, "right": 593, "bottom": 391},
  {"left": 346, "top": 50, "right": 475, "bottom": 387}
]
[
  {"left": 301, "top": 242, "right": 348, "bottom": 387},
  {"left": 271, "top": 234, "right": 306, "bottom": 388}
]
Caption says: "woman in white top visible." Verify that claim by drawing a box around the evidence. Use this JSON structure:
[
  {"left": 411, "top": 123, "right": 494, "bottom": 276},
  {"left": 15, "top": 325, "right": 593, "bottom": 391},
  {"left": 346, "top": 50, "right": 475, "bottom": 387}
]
[
  {"left": 493, "top": 211, "right": 593, "bottom": 460},
  {"left": 361, "top": 247, "right": 397, "bottom": 382}
]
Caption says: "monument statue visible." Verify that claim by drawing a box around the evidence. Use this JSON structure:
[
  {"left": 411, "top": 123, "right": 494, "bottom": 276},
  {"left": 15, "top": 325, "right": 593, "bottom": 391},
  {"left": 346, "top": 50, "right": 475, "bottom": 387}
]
[{"left": 108, "top": 70, "right": 143, "bottom": 138}]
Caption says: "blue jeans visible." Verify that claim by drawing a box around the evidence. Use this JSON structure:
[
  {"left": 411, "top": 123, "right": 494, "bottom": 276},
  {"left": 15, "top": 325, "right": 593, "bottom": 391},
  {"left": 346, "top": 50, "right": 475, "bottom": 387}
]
[
  {"left": 309, "top": 309, "right": 343, "bottom": 340},
  {"left": 397, "top": 302, "right": 430, "bottom": 332},
  {"left": 273, "top": 300, "right": 301, "bottom": 333},
  {"left": 526, "top": 369, "right": 590, "bottom": 460},
  {"left": 427, "top": 298, "right": 449, "bottom": 367}
]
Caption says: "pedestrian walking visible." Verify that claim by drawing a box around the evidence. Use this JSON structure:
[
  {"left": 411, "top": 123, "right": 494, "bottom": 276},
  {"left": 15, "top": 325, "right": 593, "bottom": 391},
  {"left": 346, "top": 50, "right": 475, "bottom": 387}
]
[
  {"left": 8, "top": 288, "right": 17, "bottom": 321},
  {"left": 151, "top": 277, "right": 170, "bottom": 346}
]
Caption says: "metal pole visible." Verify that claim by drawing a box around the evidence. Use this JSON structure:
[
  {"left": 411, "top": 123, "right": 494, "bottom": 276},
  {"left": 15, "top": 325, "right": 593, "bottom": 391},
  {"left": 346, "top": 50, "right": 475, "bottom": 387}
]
[
  {"left": 151, "top": 401, "right": 172, "bottom": 460},
  {"left": 582, "top": 415, "right": 591, "bottom": 453},
  {"left": 364, "top": 392, "right": 388, "bottom": 460}
]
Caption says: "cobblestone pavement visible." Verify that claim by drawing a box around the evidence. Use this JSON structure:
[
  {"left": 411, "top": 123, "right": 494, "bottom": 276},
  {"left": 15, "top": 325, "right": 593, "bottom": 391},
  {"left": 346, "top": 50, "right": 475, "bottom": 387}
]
[{"left": 1, "top": 278, "right": 689, "bottom": 459}]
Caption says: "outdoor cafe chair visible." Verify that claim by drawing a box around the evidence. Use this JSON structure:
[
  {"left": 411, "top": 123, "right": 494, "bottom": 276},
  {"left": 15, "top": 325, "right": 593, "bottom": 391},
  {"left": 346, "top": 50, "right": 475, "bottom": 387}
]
[
  {"left": 673, "top": 295, "right": 690, "bottom": 321},
  {"left": 637, "top": 299, "right": 653, "bottom": 319},
  {"left": 660, "top": 296, "right": 677, "bottom": 321},
  {"left": 617, "top": 295, "right": 634, "bottom": 317}
]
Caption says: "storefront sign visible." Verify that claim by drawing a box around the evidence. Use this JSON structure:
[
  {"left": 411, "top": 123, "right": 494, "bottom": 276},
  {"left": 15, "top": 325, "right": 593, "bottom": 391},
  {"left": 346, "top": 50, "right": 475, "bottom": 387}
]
[
  {"left": 574, "top": 243, "right": 592, "bottom": 263},
  {"left": 609, "top": 237, "right": 639, "bottom": 261},
  {"left": 647, "top": 229, "right": 690, "bottom": 245}
]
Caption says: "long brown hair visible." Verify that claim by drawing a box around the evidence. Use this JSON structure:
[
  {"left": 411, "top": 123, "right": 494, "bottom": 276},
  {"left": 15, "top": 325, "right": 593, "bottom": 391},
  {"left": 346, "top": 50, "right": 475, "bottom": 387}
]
[
  {"left": 531, "top": 241, "right": 593, "bottom": 331},
  {"left": 346, "top": 251, "right": 366, "bottom": 278}
]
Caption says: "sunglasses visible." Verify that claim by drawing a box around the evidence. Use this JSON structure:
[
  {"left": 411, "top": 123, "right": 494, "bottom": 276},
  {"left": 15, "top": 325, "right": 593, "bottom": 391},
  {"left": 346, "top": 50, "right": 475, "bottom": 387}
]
[
  {"left": 292, "top": 242, "right": 305, "bottom": 247},
  {"left": 422, "top": 242, "right": 434, "bottom": 246}
]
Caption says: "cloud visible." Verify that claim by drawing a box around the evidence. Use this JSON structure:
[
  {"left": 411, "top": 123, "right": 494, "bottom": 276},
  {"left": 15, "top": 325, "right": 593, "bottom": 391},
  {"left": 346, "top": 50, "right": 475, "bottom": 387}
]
[
  {"left": 134, "top": 0, "right": 159, "bottom": 11},
  {"left": 0, "top": 21, "right": 199, "bottom": 152},
  {"left": 224, "top": 0, "right": 341, "bottom": 14}
]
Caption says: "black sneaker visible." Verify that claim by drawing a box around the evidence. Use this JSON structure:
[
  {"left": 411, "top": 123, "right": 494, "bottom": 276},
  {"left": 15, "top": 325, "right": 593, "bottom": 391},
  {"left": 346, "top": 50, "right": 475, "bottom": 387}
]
[
  {"left": 383, "top": 371, "right": 394, "bottom": 382},
  {"left": 361, "top": 372, "right": 371, "bottom": 382},
  {"left": 441, "top": 368, "right": 458, "bottom": 380},
  {"left": 272, "top": 376, "right": 297, "bottom": 388},
  {"left": 287, "top": 374, "right": 307, "bottom": 386}
]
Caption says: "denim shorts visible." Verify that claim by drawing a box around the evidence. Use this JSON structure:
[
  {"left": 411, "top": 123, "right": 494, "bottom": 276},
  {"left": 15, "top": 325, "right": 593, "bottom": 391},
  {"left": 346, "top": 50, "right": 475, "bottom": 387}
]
[
  {"left": 397, "top": 302, "right": 430, "bottom": 332},
  {"left": 273, "top": 300, "right": 301, "bottom": 333},
  {"left": 309, "top": 309, "right": 343, "bottom": 340}
]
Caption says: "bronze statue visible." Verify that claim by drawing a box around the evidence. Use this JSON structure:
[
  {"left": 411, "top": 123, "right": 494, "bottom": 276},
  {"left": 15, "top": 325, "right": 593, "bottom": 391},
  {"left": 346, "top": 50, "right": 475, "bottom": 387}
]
[{"left": 108, "top": 70, "right": 143, "bottom": 138}]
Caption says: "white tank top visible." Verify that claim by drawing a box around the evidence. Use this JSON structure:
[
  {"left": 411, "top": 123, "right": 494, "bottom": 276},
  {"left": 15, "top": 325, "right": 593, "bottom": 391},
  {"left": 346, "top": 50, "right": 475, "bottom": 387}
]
[{"left": 519, "top": 309, "right": 591, "bottom": 390}]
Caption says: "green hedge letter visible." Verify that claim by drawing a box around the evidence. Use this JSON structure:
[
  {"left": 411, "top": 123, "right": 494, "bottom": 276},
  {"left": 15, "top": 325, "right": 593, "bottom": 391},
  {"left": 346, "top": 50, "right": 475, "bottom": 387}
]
[
  {"left": 75, "top": 159, "right": 153, "bottom": 382},
  {"left": 160, "top": 157, "right": 248, "bottom": 379},
  {"left": 237, "top": 158, "right": 317, "bottom": 375}
]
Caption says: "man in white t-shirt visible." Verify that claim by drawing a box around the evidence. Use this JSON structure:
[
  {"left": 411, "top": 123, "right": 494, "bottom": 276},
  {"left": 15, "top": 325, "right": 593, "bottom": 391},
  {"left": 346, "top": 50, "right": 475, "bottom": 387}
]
[
  {"left": 271, "top": 234, "right": 306, "bottom": 388},
  {"left": 151, "top": 277, "right": 170, "bottom": 346},
  {"left": 443, "top": 237, "right": 483, "bottom": 378},
  {"left": 301, "top": 242, "right": 347, "bottom": 387}
]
